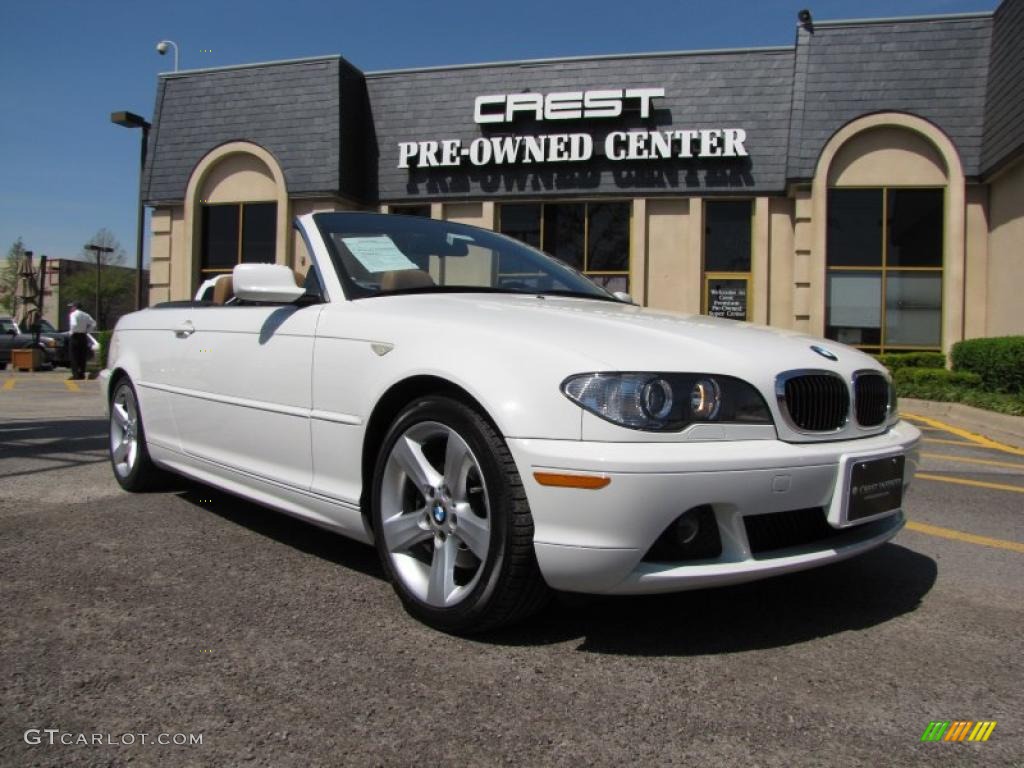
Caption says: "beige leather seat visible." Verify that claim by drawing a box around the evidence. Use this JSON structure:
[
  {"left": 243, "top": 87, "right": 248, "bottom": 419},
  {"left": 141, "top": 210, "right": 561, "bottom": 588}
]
[
  {"left": 379, "top": 270, "right": 435, "bottom": 291},
  {"left": 212, "top": 274, "right": 234, "bottom": 305}
]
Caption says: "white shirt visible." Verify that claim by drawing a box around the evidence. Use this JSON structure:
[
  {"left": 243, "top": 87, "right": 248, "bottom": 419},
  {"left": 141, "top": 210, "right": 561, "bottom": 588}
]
[{"left": 69, "top": 308, "right": 96, "bottom": 334}]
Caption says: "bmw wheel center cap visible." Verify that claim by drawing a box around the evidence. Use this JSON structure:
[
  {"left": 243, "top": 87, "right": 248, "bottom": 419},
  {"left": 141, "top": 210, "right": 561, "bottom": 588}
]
[{"left": 432, "top": 505, "right": 447, "bottom": 524}]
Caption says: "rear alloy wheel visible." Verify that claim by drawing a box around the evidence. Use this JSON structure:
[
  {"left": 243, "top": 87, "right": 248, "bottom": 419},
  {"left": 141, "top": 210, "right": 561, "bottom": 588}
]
[
  {"left": 109, "top": 378, "right": 165, "bottom": 491},
  {"left": 372, "top": 396, "right": 547, "bottom": 633}
]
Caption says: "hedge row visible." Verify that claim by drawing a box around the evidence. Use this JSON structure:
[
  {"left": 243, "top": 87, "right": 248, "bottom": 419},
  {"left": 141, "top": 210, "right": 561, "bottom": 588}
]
[
  {"left": 950, "top": 336, "right": 1024, "bottom": 394},
  {"left": 875, "top": 351, "right": 946, "bottom": 372},
  {"left": 890, "top": 361, "right": 1024, "bottom": 416},
  {"left": 893, "top": 368, "right": 981, "bottom": 395}
]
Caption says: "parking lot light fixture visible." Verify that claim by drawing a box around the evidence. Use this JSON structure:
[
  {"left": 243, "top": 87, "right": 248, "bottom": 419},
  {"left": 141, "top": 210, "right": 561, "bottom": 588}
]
[{"left": 110, "top": 111, "right": 152, "bottom": 311}]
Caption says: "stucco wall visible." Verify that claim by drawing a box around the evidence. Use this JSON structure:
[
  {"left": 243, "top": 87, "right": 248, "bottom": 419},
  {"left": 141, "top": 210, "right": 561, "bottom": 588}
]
[
  {"left": 644, "top": 199, "right": 693, "bottom": 313},
  {"left": 987, "top": 158, "right": 1024, "bottom": 335}
]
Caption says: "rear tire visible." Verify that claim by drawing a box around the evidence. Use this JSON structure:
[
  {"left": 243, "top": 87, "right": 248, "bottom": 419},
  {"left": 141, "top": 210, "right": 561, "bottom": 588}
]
[
  {"left": 109, "top": 377, "right": 166, "bottom": 491},
  {"left": 371, "top": 396, "right": 548, "bottom": 633}
]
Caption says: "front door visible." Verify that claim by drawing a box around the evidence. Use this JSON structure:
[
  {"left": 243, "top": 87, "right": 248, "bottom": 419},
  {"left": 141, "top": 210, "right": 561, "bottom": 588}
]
[{"left": 170, "top": 303, "right": 321, "bottom": 490}]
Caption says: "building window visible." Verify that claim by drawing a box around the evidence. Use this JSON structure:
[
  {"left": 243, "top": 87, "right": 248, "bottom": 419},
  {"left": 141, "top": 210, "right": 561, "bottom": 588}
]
[
  {"left": 826, "top": 188, "right": 943, "bottom": 352},
  {"left": 200, "top": 202, "right": 277, "bottom": 277},
  {"left": 390, "top": 204, "right": 431, "bottom": 217},
  {"left": 703, "top": 200, "right": 753, "bottom": 321},
  {"left": 499, "top": 202, "right": 630, "bottom": 293}
]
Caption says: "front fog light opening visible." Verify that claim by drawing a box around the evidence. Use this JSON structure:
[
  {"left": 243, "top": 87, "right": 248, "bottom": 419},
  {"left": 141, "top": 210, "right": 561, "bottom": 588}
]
[{"left": 643, "top": 505, "right": 722, "bottom": 563}]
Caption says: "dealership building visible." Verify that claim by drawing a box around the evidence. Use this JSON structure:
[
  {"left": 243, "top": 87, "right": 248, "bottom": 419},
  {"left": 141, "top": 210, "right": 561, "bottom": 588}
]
[{"left": 142, "top": 0, "right": 1022, "bottom": 354}]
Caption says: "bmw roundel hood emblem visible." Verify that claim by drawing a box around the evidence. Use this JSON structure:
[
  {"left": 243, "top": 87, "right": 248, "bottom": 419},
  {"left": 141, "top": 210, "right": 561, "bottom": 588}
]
[{"left": 811, "top": 345, "right": 838, "bottom": 361}]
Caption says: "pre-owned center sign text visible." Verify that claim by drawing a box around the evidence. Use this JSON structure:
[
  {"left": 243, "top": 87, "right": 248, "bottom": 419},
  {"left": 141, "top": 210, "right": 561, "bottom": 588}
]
[{"left": 397, "top": 87, "right": 749, "bottom": 169}]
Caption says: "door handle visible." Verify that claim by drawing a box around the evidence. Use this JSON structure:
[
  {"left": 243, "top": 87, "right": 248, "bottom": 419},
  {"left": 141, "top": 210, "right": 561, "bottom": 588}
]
[{"left": 174, "top": 321, "right": 195, "bottom": 338}]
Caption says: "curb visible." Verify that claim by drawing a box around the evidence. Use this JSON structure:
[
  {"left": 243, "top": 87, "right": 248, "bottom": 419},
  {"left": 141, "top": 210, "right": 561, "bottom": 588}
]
[{"left": 902, "top": 398, "right": 1024, "bottom": 450}]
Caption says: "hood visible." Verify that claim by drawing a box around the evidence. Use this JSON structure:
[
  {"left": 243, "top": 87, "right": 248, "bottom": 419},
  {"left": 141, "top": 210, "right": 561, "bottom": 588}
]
[{"left": 354, "top": 292, "right": 882, "bottom": 385}]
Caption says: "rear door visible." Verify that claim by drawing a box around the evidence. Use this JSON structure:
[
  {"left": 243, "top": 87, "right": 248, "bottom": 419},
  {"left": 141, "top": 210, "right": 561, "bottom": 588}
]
[{"left": 169, "top": 302, "right": 321, "bottom": 490}]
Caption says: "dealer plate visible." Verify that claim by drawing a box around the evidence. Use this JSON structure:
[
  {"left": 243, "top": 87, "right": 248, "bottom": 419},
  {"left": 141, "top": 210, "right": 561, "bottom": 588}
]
[{"left": 848, "top": 455, "right": 905, "bottom": 522}]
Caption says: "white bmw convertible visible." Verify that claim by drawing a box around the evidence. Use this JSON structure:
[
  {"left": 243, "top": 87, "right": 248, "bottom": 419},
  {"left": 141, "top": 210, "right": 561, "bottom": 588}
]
[{"left": 102, "top": 212, "right": 920, "bottom": 632}]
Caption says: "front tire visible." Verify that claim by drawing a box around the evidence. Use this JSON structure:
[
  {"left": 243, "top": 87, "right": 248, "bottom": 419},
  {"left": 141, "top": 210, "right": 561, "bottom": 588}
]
[
  {"left": 109, "top": 377, "right": 165, "bottom": 491},
  {"left": 371, "top": 396, "right": 548, "bottom": 633}
]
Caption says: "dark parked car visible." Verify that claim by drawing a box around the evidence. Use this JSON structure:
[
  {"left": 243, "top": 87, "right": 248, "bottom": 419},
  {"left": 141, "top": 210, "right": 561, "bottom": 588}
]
[{"left": 0, "top": 316, "right": 78, "bottom": 369}]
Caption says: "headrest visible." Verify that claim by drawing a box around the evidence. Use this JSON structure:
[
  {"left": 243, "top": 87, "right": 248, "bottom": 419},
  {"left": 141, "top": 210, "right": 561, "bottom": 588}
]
[{"left": 212, "top": 274, "right": 234, "bottom": 305}]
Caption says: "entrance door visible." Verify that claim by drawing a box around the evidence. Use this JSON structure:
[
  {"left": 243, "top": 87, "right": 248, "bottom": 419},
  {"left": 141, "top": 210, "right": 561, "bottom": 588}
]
[{"left": 703, "top": 200, "right": 753, "bottom": 321}]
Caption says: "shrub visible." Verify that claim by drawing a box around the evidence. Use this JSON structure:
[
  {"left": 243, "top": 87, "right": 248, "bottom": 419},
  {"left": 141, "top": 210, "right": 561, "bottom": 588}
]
[
  {"left": 93, "top": 330, "right": 113, "bottom": 369},
  {"left": 954, "top": 390, "right": 1024, "bottom": 417},
  {"left": 875, "top": 351, "right": 946, "bottom": 372},
  {"left": 893, "top": 368, "right": 981, "bottom": 401},
  {"left": 951, "top": 336, "right": 1024, "bottom": 393}
]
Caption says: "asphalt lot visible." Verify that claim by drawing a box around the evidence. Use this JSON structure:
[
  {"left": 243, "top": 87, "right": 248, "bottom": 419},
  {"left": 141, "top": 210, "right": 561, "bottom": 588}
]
[{"left": 1, "top": 370, "right": 1021, "bottom": 767}]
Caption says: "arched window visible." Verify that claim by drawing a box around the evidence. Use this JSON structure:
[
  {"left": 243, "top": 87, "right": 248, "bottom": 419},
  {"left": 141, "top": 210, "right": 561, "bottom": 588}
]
[
  {"left": 185, "top": 142, "right": 290, "bottom": 293},
  {"left": 813, "top": 116, "right": 965, "bottom": 353}
]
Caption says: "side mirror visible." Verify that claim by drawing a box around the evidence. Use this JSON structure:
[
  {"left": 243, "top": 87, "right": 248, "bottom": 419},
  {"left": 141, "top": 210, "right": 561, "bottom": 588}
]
[
  {"left": 232, "top": 264, "right": 305, "bottom": 304},
  {"left": 613, "top": 291, "right": 635, "bottom": 304}
]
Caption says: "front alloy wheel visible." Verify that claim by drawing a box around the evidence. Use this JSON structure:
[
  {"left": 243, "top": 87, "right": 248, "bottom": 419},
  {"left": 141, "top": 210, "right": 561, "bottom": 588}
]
[
  {"left": 380, "top": 421, "right": 492, "bottom": 607},
  {"left": 372, "top": 396, "right": 547, "bottom": 633},
  {"left": 109, "top": 378, "right": 164, "bottom": 491}
]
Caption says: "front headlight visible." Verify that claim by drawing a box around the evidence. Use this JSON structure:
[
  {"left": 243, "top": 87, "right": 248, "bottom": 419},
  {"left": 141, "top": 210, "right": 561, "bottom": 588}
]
[
  {"left": 561, "top": 372, "right": 772, "bottom": 431},
  {"left": 41, "top": 337, "right": 58, "bottom": 349}
]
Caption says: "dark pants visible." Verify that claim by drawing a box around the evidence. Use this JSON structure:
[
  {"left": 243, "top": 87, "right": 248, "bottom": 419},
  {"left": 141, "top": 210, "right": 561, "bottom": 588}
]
[{"left": 70, "top": 333, "right": 89, "bottom": 379}]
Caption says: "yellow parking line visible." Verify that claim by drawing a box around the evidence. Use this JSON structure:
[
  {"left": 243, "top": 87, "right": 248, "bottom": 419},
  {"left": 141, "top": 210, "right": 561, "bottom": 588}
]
[
  {"left": 906, "top": 521, "right": 1024, "bottom": 554},
  {"left": 2, "top": 379, "right": 14, "bottom": 390},
  {"left": 902, "top": 413, "right": 1024, "bottom": 457},
  {"left": 64, "top": 380, "right": 80, "bottom": 392},
  {"left": 922, "top": 437, "right": 977, "bottom": 447},
  {"left": 915, "top": 472, "right": 1024, "bottom": 494},
  {"left": 921, "top": 452, "right": 1024, "bottom": 470}
]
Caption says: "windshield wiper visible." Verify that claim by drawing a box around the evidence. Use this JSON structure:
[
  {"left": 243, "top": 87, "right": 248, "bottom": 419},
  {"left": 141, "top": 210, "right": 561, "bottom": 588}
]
[{"left": 532, "top": 289, "right": 618, "bottom": 302}]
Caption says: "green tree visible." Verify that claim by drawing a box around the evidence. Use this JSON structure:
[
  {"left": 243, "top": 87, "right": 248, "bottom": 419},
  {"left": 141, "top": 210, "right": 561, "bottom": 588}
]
[
  {"left": 1, "top": 238, "right": 28, "bottom": 315},
  {"left": 62, "top": 229, "right": 133, "bottom": 330}
]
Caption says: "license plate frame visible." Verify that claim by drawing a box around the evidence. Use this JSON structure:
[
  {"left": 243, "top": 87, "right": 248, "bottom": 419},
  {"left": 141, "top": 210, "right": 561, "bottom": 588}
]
[{"left": 827, "top": 450, "right": 905, "bottom": 527}]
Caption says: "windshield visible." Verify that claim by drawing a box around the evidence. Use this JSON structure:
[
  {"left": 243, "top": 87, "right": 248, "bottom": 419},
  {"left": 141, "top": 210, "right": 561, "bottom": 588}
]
[
  {"left": 314, "top": 212, "right": 617, "bottom": 301},
  {"left": 38, "top": 319, "right": 57, "bottom": 333}
]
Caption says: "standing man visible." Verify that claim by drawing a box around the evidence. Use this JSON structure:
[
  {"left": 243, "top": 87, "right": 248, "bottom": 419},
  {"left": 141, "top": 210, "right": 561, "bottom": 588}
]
[{"left": 67, "top": 301, "right": 96, "bottom": 380}]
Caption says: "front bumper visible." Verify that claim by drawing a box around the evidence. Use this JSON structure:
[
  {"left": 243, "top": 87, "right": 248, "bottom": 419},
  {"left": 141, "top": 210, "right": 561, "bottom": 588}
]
[
  {"left": 99, "top": 368, "right": 113, "bottom": 415},
  {"left": 508, "top": 420, "right": 921, "bottom": 594}
]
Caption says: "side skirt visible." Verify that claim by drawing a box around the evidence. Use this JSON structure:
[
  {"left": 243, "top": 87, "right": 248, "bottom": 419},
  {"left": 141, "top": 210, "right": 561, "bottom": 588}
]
[{"left": 147, "top": 443, "right": 373, "bottom": 544}]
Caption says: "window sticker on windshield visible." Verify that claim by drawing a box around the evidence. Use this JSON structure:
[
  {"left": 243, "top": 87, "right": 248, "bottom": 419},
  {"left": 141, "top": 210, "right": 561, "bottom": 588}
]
[{"left": 340, "top": 235, "right": 418, "bottom": 273}]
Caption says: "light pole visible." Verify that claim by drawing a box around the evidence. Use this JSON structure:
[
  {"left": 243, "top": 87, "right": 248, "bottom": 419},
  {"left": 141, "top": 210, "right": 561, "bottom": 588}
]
[
  {"left": 156, "top": 40, "right": 179, "bottom": 72},
  {"left": 84, "top": 244, "right": 113, "bottom": 327},
  {"left": 110, "top": 111, "right": 151, "bottom": 311}
]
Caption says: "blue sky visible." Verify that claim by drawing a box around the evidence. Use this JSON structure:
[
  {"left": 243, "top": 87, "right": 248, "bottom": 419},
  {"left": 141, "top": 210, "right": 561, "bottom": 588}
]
[{"left": 0, "top": 0, "right": 999, "bottom": 265}]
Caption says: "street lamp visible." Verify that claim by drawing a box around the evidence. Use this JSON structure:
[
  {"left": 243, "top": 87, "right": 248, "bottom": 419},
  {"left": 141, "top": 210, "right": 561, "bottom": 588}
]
[
  {"left": 84, "top": 243, "right": 113, "bottom": 326},
  {"left": 110, "top": 111, "right": 151, "bottom": 311},
  {"left": 156, "top": 40, "right": 179, "bottom": 72}
]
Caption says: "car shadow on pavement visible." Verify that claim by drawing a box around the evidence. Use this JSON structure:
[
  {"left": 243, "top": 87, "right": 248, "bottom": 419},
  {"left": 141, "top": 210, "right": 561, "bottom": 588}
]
[
  {"left": 483, "top": 544, "right": 937, "bottom": 656},
  {"left": 0, "top": 418, "right": 109, "bottom": 476},
  {"left": 176, "top": 479, "right": 935, "bottom": 654},
  {"left": 176, "top": 482, "right": 386, "bottom": 581}
]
